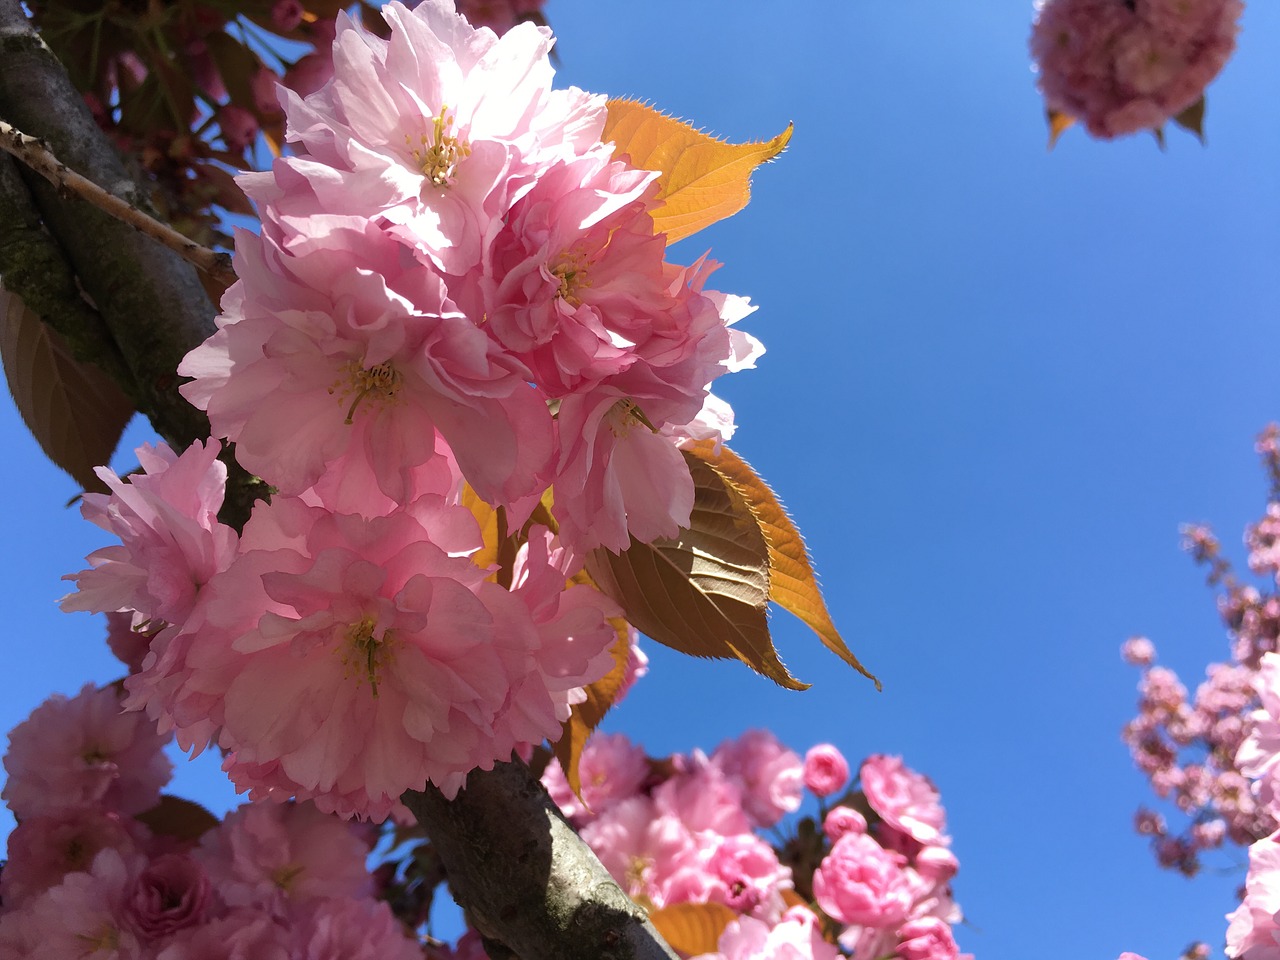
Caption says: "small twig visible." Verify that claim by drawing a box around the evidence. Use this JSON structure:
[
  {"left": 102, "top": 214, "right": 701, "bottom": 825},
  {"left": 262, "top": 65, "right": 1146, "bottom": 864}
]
[{"left": 0, "top": 118, "right": 237, "bottom": 288}]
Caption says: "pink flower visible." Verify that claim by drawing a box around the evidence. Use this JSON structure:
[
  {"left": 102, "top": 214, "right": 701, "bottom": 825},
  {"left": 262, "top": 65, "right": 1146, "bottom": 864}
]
[
  {"left": 269, "top": 0, "right": 304, "bottom": 31},
  {"left": 124, "top": 854, "right": 212, "bottom": 940},
  {"left": 542, "top": 731, "right": 649, "bottom": 824},
  {"left": 162, "top": 497, "right": 614, "bottom": 817},
  {"left": 0, "top": 809, "right": 144, "bottom": 908},
  {"left": 292, "top": 898, "right": 422, "bottom": 960},
  {"left": 194, "top": 802, "right": 372, "bottom": 914},
  {"left": 1122, "top": 636, "right": 1157, "bottom": 666},
  {"left": 178, "top": 215, "right": 554, "bottom": 512},
  {"left": 1240, "top": 653, "right": 1280, "bottom": 817},
  {"left": 18, "top": 849, "right": 143, "bottom": 960},
  {"left": 860, "top": 754, "right": 947, "bottom": 845},
  {"left": 692, "top": 908, "right": 839, "bottom": 960},
  {"left": 1228, "top": 830, "right": 1280, "bottom": 959},
  {"left": 153, "top": 907, "right": 293, "bottom": 960},
  {"left": 812, "top": 832, "right": 914, "bottom": 928},
  {"left": 803, "top": 744, "right": 850, "bottom": 797},
  {"left": 897, "top": 917, "right": 962, "bottom": 960},
  {"left": 263, "top": 0, "right": 604, "bottom": 277},
  {"left": 2, "top": 684, "right": 172, "bottom": 820},
  {"left": 218, "top": 104, "right": 259, "bottom": 151},
  {"left": 823, "top": 805, "right": 868, "bottom": 842},
  {"left": 61, "top": 440, "right": 238, "bottom": 627},
  {"left": 1029, "top": 0, "right": 1243, "bottom": 139},
  {"left": 711, "top": 730, "right": 803, "bottom": 829}
]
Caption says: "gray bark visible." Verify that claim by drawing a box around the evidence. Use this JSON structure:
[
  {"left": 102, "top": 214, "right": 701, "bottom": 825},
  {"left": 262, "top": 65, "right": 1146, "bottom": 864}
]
[{"left": 404, "top": 763, "right": 680, "bottom": 960}]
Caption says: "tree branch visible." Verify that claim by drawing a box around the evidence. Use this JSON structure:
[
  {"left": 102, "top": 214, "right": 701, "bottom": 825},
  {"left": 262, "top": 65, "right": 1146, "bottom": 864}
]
[
  {"left": 0, "top": 0, "right": 215, "bottom": 449},
  {"left": 0, "top": 120, "right": 237, "bottom": 289},
  {"left": 0, "top": 151, "right": 137, "bottom": 396},
  {"left": 403, "top": 762, "right": 680, "bottom": 960}
]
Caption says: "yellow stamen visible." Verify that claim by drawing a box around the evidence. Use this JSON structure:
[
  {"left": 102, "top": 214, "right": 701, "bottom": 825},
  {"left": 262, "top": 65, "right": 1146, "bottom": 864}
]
[
  {"left": 329, "top": 360, "right": 403, "bottom": 425},
  {"left": 341, "top": 616, "right": 395, "bottom": 698},
  {"left": 406, "top": 106, "right": 471, "bottom": 187}
]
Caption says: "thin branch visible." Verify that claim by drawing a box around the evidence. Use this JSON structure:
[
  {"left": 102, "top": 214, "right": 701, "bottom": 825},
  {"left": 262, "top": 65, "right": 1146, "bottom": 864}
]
[{"left": 0, "top": 119, "right": 236, "bottom": 289}]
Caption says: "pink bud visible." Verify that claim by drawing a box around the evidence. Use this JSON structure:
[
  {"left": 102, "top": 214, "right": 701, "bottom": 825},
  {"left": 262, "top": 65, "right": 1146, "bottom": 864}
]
[
  {"left": 822, "top": 805, "right": 866, "bottom": 842},
  {"left": 217, "top": 105, "right": 258, "bottom": 151},
  {"left": 803, "top": 744, "right": 850, "bottom": 797}
]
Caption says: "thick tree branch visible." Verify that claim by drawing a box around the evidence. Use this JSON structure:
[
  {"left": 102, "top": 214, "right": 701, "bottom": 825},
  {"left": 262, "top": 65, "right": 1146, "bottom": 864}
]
[
  {"left": 0, "top": 0, "right": 214, "bottom": 449},
  {"left": 0, "top": 152, "right": 136, "bottom": 395},
  {"left": 403, "top": 762, "right": 680, "bottom": 960},
  {"left": 0, "top": 120, "right": 237, "bottom": 289}
]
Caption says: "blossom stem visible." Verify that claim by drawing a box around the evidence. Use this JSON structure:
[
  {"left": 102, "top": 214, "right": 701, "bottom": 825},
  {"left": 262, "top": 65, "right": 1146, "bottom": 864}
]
[{"left": 0, "top": 119, "right": 237, "bottom": 289}]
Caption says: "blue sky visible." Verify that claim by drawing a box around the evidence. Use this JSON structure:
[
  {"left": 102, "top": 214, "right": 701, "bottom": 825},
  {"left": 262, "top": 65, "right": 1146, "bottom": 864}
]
[{"left": 3, "top": 1, "right": 1279, "bottom": 958}]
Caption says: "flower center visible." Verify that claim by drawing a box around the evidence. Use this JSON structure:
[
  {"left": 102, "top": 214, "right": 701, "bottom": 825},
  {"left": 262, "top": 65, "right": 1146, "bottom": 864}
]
[
  {"left": 329, "top": 360, "right": 403, "bottom": 425},
  {"left": 606, "top": 399, "right": 656, "bottom": 438},
  {"left": 272, "top": 863, "right": 304, "bottom": 891},
  {"left": 408, "top": 107, "right": 471, "bottom": 188},
  {"left": 552, "top": 252, "right": 591, "bottom": 305},
  {"left": 342, "top": 615, "right": 395, "bottom": 698}
]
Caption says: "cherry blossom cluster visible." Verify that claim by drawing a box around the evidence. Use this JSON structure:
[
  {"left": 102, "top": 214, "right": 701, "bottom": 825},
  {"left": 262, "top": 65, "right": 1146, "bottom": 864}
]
[
  {"left": 59, "top": 0, "right": 767, "bottom": 821},
  {"left": 1028, "top": 0, "right": 1243, "bottom": 139},
  {"left": 1122, "top": 427, "right": 1280, "bottom": 879},
  {"left": 0, "top": 684, "right": 420, "bottom": 960},
  {"left": 426, "top": 732, "right": 969, "bottom": 959},
  {"left": 61, "top": 435, "right": 618, "bottom": 820},
  {"left": 182, "top": 0, "right": 761, "bottom": 554}
]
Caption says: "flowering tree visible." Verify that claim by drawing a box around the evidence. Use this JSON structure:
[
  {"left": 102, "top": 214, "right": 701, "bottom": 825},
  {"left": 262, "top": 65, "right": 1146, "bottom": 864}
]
[{"left": 0, "top": 1, "right": 984, "bottom": 958}]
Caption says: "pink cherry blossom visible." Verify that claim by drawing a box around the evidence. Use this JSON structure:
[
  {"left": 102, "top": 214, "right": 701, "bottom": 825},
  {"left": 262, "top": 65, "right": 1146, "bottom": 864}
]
[
  {"left": 812, "top": 831, "right": 914, "bottom": 928},
  {"left": 542, "top": 731, "right": 649, "bottom": 824},
  {"left": 123, "top": 854, "right": 213, "bottom": 940},
  {"left": 711, "top": 730, "right": 804, "bottom": 829},
  {"left": 1228, "top": 830, "right": 1280, "bottom": 959},
  {"left": 291, "top": 897, "right": 423, "bottom": 960},
  {"left": 194, "top": 801, "right": 372, "bottom": 914},
  {"left": 691, "top": 909, "right": 839, "bottom": 960},
  {"left": 2, "top": 684, "right": 172, "bottom": 820},
  {"left": 1240, "top": 653, "right": 1280, "bottom": 818},
  {"left": 260, "top": 0, "right": 604, "bottom": 277},
  {"left": 178, "top": 214, "right": 553, "bottom": 512},
  {"left": 824, "top": 805, "right": 868, "bottom": 842},
  {"left": 861, "top": 754, "right": 948, "bottom": 845},
  {"left": 0, "top": 809, "right": 144, "bottom": 908},
  {"left": 159, "top": 496, "right": 614, "bottom": 817},
  {"left": 18, "top": 848, "right": 143, "bottom": 960},
  {"left": 153, "top": 907, "right": 293, "bottom": 960},
  {"left": 897, "top": 917, "right": 962, "bottom": 960},
  {"left": 1030, "top": 0, "right": 1243, "bottom": 139},
  {"left": 803, "top": 744, "right": 850, "bottom": 798},
  {"left": 1122, "top": 636, "right": 1157, "bottom": 666},
  {"left": 61, "top": 440, "right": 238, "bottom": 627}
]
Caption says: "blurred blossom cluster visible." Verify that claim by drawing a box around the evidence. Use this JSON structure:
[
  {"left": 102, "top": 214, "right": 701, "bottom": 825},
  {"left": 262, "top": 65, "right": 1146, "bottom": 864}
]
[
  {"left": 1122, "top": 427, "right": 1280, "bottom": 959},
  {"left": 1122, "top": 426, "right": 1280, "bottom": 880},
  {"left": 1029, "top": 0, "right": 1242, "bottom": 139}
]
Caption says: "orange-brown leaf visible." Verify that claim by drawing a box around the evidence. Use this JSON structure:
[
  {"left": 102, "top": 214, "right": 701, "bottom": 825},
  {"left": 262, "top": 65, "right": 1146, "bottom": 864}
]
[
  {"left": 683, "top": 441, "right": 879, "bottom": 689},
  {"left": 585, "top": 452, "right": 807, "bottom": 690},
  {"left": 552, "top": 617, "right": 631, "bottom": 801},
  {"left": 0, "top": 287, "right": 134, "bottom": 493},
  {"left": 1046, "top": 109, "right": 1075, "bottom": 149},
  {"left": 603, "top": 99, "right": 791, "bottom": 244},
  {"left": 648, "top": 902, "right": 737, "bottom": 957}
]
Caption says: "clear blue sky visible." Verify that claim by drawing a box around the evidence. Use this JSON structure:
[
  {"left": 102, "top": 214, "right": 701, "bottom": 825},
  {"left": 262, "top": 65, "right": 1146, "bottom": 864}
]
[{"left": 3, "top": 2, "right": 1279, "bottom": 958}]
